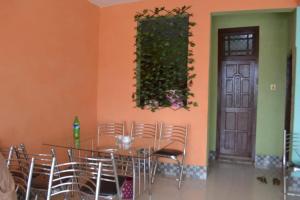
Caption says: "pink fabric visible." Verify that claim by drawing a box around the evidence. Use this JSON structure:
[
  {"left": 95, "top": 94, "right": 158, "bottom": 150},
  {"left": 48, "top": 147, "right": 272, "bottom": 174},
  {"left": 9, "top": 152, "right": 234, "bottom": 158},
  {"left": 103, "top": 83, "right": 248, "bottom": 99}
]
[
  {"left": 121, "top": 177, "right": 133, "bottom": 199},
  {"left": 0, "top": 153, "right": 17, "bottom": 200}
]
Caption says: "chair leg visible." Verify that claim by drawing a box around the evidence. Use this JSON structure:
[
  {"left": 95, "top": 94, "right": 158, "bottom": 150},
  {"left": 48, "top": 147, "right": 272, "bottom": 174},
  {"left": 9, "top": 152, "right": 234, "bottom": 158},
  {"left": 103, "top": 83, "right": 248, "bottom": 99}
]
[
  {"left": 143, "top": 158, "right": 146, "bottom": 191},
  {"left": 132, "top": 158, "right": 136, "bottom": 200},
  {"left": 138, "top": 158, "right": 141, "bottom": 196},
  {"left": 283, "top": 166, "right": 287, "bottom": 200},
  {"left": 151, "top": 156, "right": 158, "bottom": 184},
  {"left": 283, "top": 175, "right": 287, "bottom": 200},
  {"left": 178, "top": 156, "right": 185, "bottom": 189},
  {"left": 178, "top": 163, "right": 184, "bottom": 189},
  {"left": 148, "top": 154, "right": 152, "bottom": 195}
]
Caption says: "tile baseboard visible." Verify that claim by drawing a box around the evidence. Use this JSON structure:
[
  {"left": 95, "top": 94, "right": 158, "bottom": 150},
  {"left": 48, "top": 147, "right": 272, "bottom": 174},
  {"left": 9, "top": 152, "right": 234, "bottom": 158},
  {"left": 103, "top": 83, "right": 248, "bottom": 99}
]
[
  {"left": 209, "top": 151, "right": 282, "bottom": 169},
  {"left": 255, "top": 154, "right": 282, "bottom": 168},
  {"left": 157, "top": 162, "right": 207, "bottom": 180},
  {"left": 288, "top": 177, "right": 300, "bottom": 193},
  {"left": 209, "top": 151, "right": 216, "bottom": 160}
]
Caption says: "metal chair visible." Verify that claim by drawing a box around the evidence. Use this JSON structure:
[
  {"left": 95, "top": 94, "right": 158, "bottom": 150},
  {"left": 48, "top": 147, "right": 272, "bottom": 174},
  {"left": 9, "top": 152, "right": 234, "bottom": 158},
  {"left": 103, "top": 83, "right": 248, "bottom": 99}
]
[
  {"left": 47, "top": 157, "right": 102, "bottom": 200},
  {"left": 97, "top": 122, "right": 126, "bottom": 138},
  {"left": 114, "top": 154, "right": 137, "bottom": 199},
  {"left": 283, "top": 130, "right": 300, "bottom": 199},
  {"left": 68, "top": 149, "right": 123, "bottom": 200},
  {"left": 151, "top": 123, "right": 189, "bottom": 189},
  {"left": 16, "top": 144, "right": 57, "bottom": 199},
  {"left": 130, "top": 121, "right": 158, "bottom": 192},
  {"left": 130, "top": 121, "right": 158, "bottom": 141},
  {"left": 8, "top": 152, "right": 35, "bottom": 200}
]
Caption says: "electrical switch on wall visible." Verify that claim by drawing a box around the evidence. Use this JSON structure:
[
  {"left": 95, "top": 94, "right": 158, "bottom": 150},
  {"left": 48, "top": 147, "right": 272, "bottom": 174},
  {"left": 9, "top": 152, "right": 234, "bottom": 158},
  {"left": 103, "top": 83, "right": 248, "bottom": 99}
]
[{"left": 270, "top": 84, "right": 277, "bottom": 91}]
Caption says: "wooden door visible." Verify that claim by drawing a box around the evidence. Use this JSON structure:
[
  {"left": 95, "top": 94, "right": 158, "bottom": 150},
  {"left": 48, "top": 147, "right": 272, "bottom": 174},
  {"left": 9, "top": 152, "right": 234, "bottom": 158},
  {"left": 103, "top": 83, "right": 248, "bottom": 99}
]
[
  {"left": 219, "top": 61, "right": 256, "bottom": 157},
  {"left": 217, "top": 27, "right": 258, "bottom": 159}
]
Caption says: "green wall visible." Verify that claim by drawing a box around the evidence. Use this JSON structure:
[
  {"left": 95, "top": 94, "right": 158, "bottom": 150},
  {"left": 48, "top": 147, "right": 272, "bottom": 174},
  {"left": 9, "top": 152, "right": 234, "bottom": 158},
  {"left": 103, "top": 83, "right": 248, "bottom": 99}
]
[{"left": 208, "top": 12, "right": 293, "bottom": 157}]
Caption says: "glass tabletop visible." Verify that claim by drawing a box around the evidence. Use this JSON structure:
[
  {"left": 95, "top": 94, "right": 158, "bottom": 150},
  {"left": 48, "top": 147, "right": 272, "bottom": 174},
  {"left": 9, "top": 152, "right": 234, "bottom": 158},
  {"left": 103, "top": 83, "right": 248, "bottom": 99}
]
[{"left": 43, "top": 134, "right": 173, "bottom": 159}]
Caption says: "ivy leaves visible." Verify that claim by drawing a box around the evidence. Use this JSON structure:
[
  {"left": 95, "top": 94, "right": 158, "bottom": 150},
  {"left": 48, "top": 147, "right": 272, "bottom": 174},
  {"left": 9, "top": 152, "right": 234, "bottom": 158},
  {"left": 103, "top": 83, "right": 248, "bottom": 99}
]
[{"left": 133, "top": 6, "right": 197, "bottom": 112}]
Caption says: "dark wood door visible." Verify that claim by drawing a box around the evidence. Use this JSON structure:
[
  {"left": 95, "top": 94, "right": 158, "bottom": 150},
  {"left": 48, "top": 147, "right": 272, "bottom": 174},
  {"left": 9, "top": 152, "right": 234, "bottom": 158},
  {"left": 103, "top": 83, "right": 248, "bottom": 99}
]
[
  {"left": 219, "top": 61, "right": 256, "bottom": 157},
  {"left": 217, "top": 27, "right": 258, "bottom": 159}
]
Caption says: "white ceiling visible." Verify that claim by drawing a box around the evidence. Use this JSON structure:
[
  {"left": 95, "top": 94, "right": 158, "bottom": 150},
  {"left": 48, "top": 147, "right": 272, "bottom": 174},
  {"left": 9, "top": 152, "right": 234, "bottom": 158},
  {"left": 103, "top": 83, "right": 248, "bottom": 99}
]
[{"left": 89, "top": 0, "right": 143, "bottom": 7}]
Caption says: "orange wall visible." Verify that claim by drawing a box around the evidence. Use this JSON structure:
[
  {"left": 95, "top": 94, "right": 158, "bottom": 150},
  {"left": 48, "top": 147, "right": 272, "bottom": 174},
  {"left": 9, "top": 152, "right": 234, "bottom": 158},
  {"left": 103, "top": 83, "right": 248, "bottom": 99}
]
[
  {"left": 0, "top": 0, "right": 99, "bottom": 153},
  {"left": 97, "top": 0, "right": 297, "bottom": 166}
]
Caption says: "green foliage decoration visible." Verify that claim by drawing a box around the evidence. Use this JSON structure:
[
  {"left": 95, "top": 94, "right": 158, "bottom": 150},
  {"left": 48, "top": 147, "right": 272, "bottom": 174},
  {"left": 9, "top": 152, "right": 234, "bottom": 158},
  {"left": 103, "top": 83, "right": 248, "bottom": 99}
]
[{"left": 132, "top": 6, "right": 197, "bottom": 112}]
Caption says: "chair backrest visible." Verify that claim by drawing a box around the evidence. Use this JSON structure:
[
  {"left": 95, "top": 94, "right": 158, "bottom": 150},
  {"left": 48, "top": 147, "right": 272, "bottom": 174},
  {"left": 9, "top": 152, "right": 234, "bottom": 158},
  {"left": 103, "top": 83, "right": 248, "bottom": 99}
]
[
  {"left": 67, "top": 149, "right": 121, "bottom": 197},
  {"left": 16, "top": 145, "right": 56, "bottom": 179},
  {"left": 47, "top": 157, "right": 102, "bottom": 200},
  {"left": 283, "top": 130, "right": 300, "bottom": 167},
  {"left": 18, "top": 144, "right": 29, "bottom": 161},
  {"left": 158, "top": 123, "right": 189, "bottom": 153},
  {"left": 9, "top": 156, "right": 35, "bottom": 200},
  {"left": 130, "top": 121, "right": 158, "bottom": 140},
  {"left": 97, "top": 122, "right": 126, "bottom": 137}
]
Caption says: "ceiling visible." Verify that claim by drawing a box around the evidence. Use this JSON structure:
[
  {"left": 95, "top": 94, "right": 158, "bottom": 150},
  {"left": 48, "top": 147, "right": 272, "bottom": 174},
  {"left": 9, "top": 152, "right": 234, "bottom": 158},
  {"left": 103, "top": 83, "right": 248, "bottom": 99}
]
[{"left": 89, "top": 0, "right": 143, "bottom": 7}]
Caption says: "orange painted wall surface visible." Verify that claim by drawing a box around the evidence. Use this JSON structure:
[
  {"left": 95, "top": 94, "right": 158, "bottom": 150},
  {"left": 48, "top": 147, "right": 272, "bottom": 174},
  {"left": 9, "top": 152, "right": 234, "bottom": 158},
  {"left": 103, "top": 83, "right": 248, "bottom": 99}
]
[
  {"left": 97, "top": 0, "right": 297, "bottom": 166},
  {"left": 0, "top": 0, "right": 99, "bottom": 153}
]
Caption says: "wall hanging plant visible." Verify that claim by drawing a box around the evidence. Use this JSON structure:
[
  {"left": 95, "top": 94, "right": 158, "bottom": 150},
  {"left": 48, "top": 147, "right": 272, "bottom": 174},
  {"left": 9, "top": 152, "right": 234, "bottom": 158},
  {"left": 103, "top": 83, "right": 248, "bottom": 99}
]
[{"left": 132, "top": 6, "right": 197, "bottom": 112}]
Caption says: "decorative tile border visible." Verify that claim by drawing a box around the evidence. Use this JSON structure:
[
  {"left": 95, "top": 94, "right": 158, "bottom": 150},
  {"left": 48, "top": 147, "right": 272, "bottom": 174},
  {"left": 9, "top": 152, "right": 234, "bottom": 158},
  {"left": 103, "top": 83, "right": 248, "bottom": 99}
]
[
  {"left": 209, "top": 151, "right": 282, "bottom": 169},
  {"left": 288, "top": 176, "right": 300, "bottom": 193},
  {"left": 255, "top": 155, "right": 282, "bottom": 168},
  {"left": 209, "top": 151, "right": 216, "bottom": 160},
  {"left": 157, "top": 162, "right": 207, "bottom": 180}
]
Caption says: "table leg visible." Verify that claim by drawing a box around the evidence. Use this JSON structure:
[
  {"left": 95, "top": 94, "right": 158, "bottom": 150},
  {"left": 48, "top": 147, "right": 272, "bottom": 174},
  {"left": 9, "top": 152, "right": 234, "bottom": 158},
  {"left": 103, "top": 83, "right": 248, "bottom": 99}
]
[
  {"left": 138, "top": 158, "right": 141, "bottom": 196},
  {"left": 144, "top": 156, "right": 146, "bottom": 191}
]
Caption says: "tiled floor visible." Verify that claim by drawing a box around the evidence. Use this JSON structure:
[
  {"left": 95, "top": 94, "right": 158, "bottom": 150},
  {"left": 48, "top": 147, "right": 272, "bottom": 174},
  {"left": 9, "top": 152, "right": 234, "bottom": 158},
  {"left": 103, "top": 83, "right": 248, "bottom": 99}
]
[
  {"left": 50, "top": 161, "right": 299, "bottom": 200},
  {"left": 140, "top": 161, "right": 300, "bottom": 200}
]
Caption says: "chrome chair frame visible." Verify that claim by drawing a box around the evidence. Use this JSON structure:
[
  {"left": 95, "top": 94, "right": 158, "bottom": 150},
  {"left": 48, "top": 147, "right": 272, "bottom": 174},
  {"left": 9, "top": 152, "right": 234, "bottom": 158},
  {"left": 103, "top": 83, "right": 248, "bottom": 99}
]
[
  {"left": 152, "top": 123, "right": 189, "bottom": 189},
  {"left": 16, "top": 145, "right": 57, "bottom": 200},
  {"left": 130, "top": 122, "right": 158, "bottom": 193},
  {"left": 47, "top": 157, "right": 102, "bottom": 200},
  {"left": 97, "top": 122, "right": 126, "bottom": 138},
  {"left": 71, "top": 150, "right": 138, "bottom": 199},
  {"left": 9, "top": 154, "right": 35, "bottom": 200},
  {"left": 130, "top": 121, "right": 158, "bottom": 142},
  {"left": 283, "top": 130, "right": 300, "bottom": 199},
  {"left": 68, "top": 149, "right": 122, "bottom": 200},
  {"left": 113, "top": 153, "right": 137, "bottom": 199}
]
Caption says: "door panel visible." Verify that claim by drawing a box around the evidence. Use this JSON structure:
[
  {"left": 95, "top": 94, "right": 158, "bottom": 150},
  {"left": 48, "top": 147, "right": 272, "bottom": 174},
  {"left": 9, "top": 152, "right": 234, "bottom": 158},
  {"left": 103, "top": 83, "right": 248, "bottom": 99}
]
[{"left": 219, "top": 61, "right": 256, "bottom": 157}]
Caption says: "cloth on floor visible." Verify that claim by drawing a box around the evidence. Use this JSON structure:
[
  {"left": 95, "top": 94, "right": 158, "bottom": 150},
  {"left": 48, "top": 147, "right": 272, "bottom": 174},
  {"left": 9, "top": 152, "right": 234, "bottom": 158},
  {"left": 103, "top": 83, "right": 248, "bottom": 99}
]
[{"left": 0, "top": 153, "right": 17, "bottom": 200}]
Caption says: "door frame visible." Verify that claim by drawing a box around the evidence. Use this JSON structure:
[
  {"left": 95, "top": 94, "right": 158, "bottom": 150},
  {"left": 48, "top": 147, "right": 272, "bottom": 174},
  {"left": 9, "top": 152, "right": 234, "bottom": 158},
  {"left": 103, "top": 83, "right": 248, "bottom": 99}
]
[
  {"left": 284, "top": 53, "right": 293, "bottom": 133},
  {"left": 284, "top": 53, "right": 293, "bottom": 161},
  {"left": 216, "top": 26, "right": 259, "bottom": 161}
]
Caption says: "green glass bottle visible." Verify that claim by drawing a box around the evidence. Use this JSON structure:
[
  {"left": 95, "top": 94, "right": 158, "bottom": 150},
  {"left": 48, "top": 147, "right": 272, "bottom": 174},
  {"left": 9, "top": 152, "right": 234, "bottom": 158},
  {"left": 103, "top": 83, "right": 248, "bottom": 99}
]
[
  {"left": 74, "top": 138, "right": 80, "bottom": 148},
  {"left": 73, "top": 116, "right": 80, "bottom": 140}
]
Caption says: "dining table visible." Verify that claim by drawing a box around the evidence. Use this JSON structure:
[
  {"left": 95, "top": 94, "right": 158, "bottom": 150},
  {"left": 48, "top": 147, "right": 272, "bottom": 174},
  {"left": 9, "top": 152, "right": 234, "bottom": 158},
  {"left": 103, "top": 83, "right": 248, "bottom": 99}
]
[{"left": 43, "top": 134, "right": 174, "bottom": 199}]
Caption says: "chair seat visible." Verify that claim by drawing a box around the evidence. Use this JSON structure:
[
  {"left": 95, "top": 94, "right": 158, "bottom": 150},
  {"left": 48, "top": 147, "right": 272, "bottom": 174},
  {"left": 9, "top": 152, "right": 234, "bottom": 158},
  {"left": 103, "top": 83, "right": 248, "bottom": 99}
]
[
  {"left": 154, "top": 149, "right": 183, "bottom": 157},
  {"left": 81, "top": 175, "right": 127, "bottom": 196}
]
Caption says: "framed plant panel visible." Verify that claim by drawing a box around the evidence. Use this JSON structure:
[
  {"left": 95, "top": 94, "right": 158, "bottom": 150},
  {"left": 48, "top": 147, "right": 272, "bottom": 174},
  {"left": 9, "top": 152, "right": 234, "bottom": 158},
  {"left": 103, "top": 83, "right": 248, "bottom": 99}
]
[{"left": 132, "top": 6, "right": 197, "bottom": 111}]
